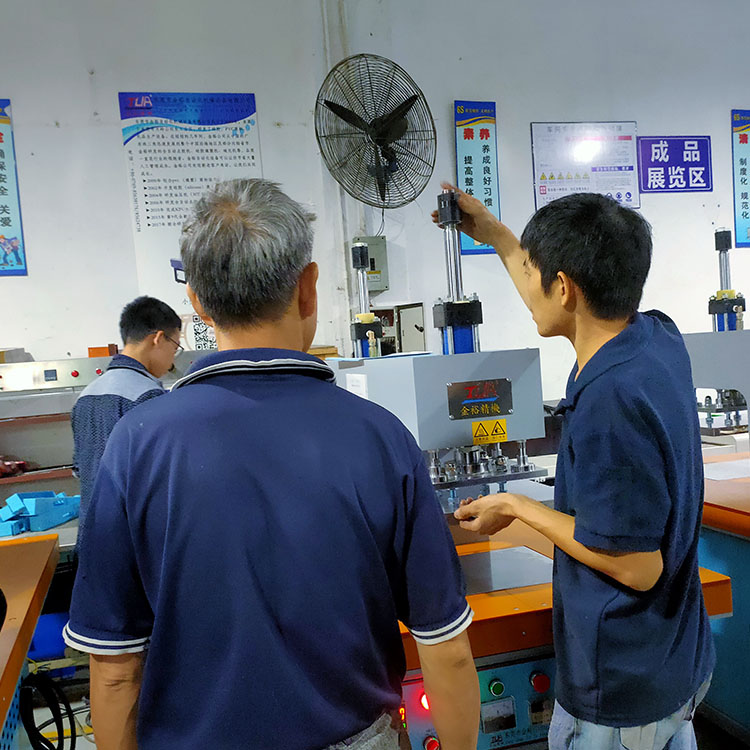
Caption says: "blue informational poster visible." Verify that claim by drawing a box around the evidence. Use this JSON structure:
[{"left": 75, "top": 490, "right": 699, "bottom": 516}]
[
  {"left": 454, "top": 101, "right": 500, "bottom": 255},
  {"left": 637, "top": 136, "right": 712, "bottom": 193},
  {"left": 731, "top": 110, "right": 750, "bottom": 248},
  {"left": 0, "top": 100, "right": 27, "bottom": 277},
  {"left": 118, "top": 92, "right": 262, "bottom": 327}
]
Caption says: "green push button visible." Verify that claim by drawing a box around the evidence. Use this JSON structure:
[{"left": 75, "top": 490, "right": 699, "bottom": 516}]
[{"left": 488, "top": 679, "right": 505, "bottom": 697}]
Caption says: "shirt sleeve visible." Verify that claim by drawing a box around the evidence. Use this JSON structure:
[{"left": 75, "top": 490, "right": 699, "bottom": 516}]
[
  {"left": 569, "top": 386, "right": 671, "bottom": 553},
  {"left": 64, "top": 442, "right": 153, "bottom": 655},
  {"left": 397, "top": 448, "right": 473, "bottom": 645}
]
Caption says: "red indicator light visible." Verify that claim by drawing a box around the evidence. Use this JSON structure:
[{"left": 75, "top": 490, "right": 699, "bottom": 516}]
[
  {"left": 95, "top": 368, "right": 103, "bottom": 375},
  {"left": 71, "top": 370, "right": 79, "bottom": 378},
  {"left": 530, "top": 671, "right": 551, "bottom": 694},
  {"left": 423, "top": 737, "right": 440, "bottom": 750},
  {"left": 420, "top": 693, "right": 430, "bottom": 711}
]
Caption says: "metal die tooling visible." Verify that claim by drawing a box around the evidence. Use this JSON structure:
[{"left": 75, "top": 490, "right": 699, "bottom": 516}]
[{"left": 330, "top": 348, "right": 546, "bottom": 516}]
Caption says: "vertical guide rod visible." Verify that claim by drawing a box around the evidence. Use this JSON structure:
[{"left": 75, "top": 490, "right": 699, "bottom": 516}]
[
  {"left": 438, "top": 189, "right": 464, "bottom": 302},
  {"left": 357, "top": 267, "right": 370, "bottom": 315}
]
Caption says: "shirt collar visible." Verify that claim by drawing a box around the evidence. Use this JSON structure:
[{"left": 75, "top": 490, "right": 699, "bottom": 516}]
[
  {"left": 554, "top": 312, "right": 653, "bottom": 414},
  {"left": 171, "top": 348, "right": 335, "bottom": 390},
  {"left": 107, "top": 354, "right": 163, "bottom": 386}
]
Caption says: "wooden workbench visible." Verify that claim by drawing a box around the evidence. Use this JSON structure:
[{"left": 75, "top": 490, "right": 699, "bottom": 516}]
[{"left": 0, "top": 534, "right": 59, "bottom": 729}]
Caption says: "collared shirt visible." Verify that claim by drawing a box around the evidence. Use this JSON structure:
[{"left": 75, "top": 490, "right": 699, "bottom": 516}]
[
  {"left": 65, "top": 348, "right": 470, "bottom": 750},
  {"left": 552, "top": 311, "right": 715, "bottom": 726},
  {"left": 71, "top": 353, "right": 164, "bottom": 522}
]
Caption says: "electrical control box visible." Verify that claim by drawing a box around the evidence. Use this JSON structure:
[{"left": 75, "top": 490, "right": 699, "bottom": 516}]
[
  {"left": 353, "top": 235, "right": 389, "bottom": 292},
  {"left": 400, "top": 650, "right": 554, "bottom": 749}
]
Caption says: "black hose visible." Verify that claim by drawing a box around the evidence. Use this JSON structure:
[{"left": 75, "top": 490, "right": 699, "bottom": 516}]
[{"left": 19, "top": 672, "right": 77, "bottom": 750}]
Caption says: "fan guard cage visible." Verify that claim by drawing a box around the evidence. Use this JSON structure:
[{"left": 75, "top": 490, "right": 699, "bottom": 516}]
[{"left": 315, "top": 54, "right": 437, "bottom": 209}]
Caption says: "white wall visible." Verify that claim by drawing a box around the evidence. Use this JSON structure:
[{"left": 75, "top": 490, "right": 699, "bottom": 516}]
[
  {"left": 342, "top": 0, "right": 750, "bottom": 398},
  {"left": 1, "top": 0, "right": 351, "bottom": 360},
  {"left": 4, "top": 0, "right": 750, "bottom": 398}
]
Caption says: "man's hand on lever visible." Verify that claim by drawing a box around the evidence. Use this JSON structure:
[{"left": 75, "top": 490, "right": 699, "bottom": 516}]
[{"left": 431, "top": 182, "right": 531, "bottom": 309}]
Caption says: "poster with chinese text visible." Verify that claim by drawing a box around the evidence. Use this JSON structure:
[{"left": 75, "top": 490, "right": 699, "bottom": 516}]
[
  {"left": 119, "top": 92, "right": 262, "bottom": 331},
  {"left": 637, "top": 137, "right": 712, "bottom": 194},
  {"left": 731, "top": 110, "right": 750, "bottom": 247},
  {"left": 455, "top": 101, "right": 500, "bottom": 255},
  {"left": 531, "top": 121, "right": 639, "bottom": 209},
  {"left": 0, "top": 100, "right": 27, "bottom": 277}
]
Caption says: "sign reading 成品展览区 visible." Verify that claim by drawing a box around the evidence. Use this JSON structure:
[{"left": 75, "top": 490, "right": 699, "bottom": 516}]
[
  {"left": 455, "top": 100, "right": 501, "bottom": 255},
  {"left": 0, "top": 99, "right": 27, "bottom": 277},
  {"left": 637, "top": 136, "right": 712, "bottom": 194}
]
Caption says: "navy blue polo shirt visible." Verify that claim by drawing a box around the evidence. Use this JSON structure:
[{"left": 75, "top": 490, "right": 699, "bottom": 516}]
[
  {"left": 64, "top": 349, "right": 470, "bottom": 750},
  {"left": 553, "top": 311, "right": 714, "bottom": 726}
]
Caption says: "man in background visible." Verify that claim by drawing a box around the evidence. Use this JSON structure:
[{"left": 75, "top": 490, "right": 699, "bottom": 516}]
[{"left": 71, "top": 295, "right": 182, "bottom": 524}]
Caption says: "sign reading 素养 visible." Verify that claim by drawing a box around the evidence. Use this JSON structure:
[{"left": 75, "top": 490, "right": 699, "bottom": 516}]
[
  {"left": 0, "top": 99, "right": 27, "bottom": 277},
  {"left": 454, "top": 100, "right": 500, "bottom": 256},
  {"left": 637, "top": 136, "right": 712, "bottom": 194}
]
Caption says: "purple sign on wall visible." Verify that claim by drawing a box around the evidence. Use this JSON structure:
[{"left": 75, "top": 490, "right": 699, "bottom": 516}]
[{"left": 637, "top": 136, "right": 712, "bottom": 193}]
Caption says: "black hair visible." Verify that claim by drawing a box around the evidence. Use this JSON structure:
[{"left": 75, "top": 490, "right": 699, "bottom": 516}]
[
  {"left": 119, "top": 296, "right": 181, "bottom": 344},
  {"left": 520, "top": 193, "right": 652, "bottom": 320}
]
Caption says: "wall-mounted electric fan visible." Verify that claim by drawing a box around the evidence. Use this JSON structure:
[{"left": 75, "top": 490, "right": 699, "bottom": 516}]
[{"left": 315, "top": 53, "right": 437, "bottom": 209}]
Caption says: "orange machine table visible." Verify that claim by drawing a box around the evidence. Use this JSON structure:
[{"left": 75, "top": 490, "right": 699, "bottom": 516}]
[
  {"left": 702, "top": 451, "right": 750, "bottom": 538},
  {"left": 0, "top": 534, "right": 59, "bottom": 728},
  {"left": 400, "top": 522, "right": 732, "bottom": 671}
]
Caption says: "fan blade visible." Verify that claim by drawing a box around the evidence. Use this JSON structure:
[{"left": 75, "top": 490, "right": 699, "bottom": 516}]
[
  {"left": 372, "top": 145, "right": 387, "bottom": 203},
  {"left": 323, "top": 100, "right": 370, "bottom": 133},
  {"left": 374, "top": 94, "right": 419, "bottom": 143}
]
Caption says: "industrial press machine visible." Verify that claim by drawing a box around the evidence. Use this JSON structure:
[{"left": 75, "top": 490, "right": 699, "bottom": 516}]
[{"left": 331, "top": 191, "right": 556, "bottom": 749}]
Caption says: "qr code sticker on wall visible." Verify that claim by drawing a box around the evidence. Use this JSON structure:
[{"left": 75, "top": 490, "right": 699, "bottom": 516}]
[{"left": 192, "top": 315, "right": 217, "bottom": 351}]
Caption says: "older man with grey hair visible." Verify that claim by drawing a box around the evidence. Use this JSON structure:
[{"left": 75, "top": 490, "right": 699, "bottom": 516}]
[{"left": 65, "top": 178, "right": 480, "bottom": 750}]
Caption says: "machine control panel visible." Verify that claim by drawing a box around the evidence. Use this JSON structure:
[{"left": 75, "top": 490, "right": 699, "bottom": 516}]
[
  {"left": 0, "top": 358, "right": 111, "bottom": 392},
  {"left": 401, "top": 654, "right": 554, "bottom": 749}
]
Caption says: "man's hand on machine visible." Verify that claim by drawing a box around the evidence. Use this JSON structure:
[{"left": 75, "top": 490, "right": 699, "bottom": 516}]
[
  {"left": 454, "top": 493, "right": 519, "bottom": 535},
  {"left": 431, "top": 182, "right": 515, "bottom": 248}
]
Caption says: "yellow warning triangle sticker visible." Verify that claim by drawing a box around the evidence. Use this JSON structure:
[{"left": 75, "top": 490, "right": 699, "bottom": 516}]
[
  {"left": 473, "top": 422, "right": 490, "bottom": 438},
  {"left": 540, "top": 172, "right": 547, "bottom": 180},
  {"left": 558, "top": 173, "right": 564, "bottom": 180},
  {"left": 491, "top": 421, "right": 506, "bottom": 436},
  {"left": 583, "top": 172, "right": 590, "bottom": 179},
  {"left": 549, "top": 173, "right": 555, "bottom": 180},
  {"left": 566, "top": 173, "right": 573, "bottom": 179}
]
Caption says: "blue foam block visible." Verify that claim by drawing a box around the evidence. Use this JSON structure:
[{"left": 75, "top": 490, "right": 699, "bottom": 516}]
[
  {"left": 27, "top": 495, "right": 80, "bottom": 531},
  {"left": 0, "top": 518, "right": 29, "bottom": 537},
  {"left": 1, "top": 493, "right": 27, "bottom": 521}
]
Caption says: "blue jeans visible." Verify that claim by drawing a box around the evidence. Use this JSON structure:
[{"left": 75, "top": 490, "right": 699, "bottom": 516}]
[{"left": 548, "top": 678, "right": 711, "bottom": 750}]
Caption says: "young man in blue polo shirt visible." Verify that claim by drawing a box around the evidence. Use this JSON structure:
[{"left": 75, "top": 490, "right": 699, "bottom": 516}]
[
  {"left": 442, "top": 188, "right": 714, "bottom": 750},
  {"left": 71, "top": 295, "right": 182, "bottom": 525},
  {"left": 65, "top": 179, "right": 480, "bottom": 750}
]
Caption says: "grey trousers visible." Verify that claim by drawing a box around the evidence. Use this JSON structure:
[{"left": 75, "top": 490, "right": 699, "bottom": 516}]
[{"left": 325, "top": 714, "right": 400, "bottom": 750}]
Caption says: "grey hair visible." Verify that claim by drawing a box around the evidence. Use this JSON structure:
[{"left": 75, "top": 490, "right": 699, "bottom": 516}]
[{"left": 180, "top": 178, "right": 316, "bottom": 328}]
